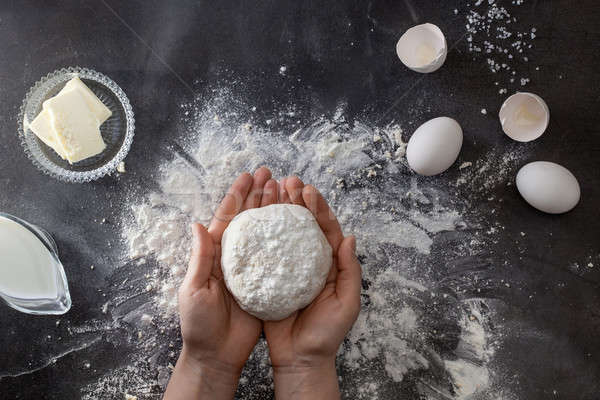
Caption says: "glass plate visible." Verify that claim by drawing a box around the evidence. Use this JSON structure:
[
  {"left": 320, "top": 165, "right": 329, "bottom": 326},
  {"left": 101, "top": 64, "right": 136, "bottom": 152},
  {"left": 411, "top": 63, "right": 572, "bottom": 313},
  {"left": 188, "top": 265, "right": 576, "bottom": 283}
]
[{"left": 18, "top": 66, "right": 135, "bottom": 183}]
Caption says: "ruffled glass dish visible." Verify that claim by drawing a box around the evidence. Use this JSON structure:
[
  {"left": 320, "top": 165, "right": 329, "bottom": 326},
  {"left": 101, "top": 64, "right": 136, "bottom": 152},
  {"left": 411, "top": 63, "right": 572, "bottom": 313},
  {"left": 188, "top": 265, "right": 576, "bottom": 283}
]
[{"left": 18, "top": 67, "right": 135, "bottom": 183}]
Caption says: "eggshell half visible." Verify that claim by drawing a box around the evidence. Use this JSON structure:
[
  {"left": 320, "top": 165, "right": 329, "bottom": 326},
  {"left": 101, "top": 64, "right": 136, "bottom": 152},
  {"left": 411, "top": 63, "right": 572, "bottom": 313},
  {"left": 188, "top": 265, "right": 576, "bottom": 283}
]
[
  {"left": 396, "top": 23, "right": 447, "bottom": 73},
  {"left": 406, "top": 117, "right": 463, "bottom": 176},
  {"left": 499, "top": 92, "right": 549, "bottom": 142},
  {"left": 516, "top": 161, "right": 580, "bottom": 214}
]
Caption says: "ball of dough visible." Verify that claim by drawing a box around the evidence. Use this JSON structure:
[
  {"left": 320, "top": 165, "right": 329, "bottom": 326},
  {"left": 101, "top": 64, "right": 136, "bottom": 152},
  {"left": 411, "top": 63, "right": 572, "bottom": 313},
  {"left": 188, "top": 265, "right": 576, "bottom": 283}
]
[{"left": 221, "top": 204, "right": 332, "bottom": 321}]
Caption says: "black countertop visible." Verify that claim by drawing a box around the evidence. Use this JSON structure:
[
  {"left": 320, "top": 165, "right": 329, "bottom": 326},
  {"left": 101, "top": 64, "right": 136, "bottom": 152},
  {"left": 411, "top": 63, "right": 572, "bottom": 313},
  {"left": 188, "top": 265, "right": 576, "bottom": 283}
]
[{"left": 0, "top": 1, "right": 599, "bottom": 399}]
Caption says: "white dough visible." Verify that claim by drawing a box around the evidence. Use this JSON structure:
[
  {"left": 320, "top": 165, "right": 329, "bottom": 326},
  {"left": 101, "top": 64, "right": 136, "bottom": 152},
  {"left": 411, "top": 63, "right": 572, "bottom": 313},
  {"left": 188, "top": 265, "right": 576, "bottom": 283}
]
[{"left": 221, "top": 204, "right": 332, "bottom": 321}]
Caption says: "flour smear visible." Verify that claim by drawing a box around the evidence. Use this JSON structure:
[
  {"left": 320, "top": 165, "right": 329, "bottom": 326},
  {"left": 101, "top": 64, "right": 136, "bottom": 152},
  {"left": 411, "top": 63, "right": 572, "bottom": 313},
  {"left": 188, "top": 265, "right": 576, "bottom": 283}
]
[{"left": 75, "top": 84, "right": 525, "bottom": 399}]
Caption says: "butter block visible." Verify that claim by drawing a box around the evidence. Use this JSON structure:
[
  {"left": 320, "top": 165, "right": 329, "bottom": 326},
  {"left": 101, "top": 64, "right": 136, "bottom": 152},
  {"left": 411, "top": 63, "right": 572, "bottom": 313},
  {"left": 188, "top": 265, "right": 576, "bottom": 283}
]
[
  {"left": 28, "top": 76, "right": 111, "bottom": 163},
  {"left": 55, "top": 76, "right": 112, "bottom": 124},
  {"left": 28, "top": 110, "right": 68, "bottom": 159},
  {"left": 45, "top": 89, "right": 106, "bottom": 164}
]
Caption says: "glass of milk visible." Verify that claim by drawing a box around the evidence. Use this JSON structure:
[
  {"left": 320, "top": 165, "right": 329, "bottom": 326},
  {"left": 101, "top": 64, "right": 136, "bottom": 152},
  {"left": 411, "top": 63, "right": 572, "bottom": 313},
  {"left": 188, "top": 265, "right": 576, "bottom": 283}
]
[{"left": 0, "top": 213, "right": 71, "bottom": 315}]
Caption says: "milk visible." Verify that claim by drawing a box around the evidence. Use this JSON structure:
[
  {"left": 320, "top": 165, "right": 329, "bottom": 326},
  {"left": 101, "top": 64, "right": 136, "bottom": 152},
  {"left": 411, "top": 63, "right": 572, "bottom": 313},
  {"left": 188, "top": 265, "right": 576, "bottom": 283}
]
[{"left": 0, "top": 215, "right": 70, "bottom": 314}]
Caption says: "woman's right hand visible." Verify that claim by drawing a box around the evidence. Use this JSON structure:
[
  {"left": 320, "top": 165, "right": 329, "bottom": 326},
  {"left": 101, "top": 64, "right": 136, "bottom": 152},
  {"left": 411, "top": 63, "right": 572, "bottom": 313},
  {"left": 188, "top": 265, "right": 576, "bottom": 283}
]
[{"left": 262, "top": 177, "right": 362, "bottom": 400}]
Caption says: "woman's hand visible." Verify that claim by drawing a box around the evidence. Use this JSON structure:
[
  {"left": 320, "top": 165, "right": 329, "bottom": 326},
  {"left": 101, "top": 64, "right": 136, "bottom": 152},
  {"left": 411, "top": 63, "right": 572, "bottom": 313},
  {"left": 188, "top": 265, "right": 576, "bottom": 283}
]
[
  {"left": 165, "top": 168, "right": 278, "bottom": 400},
  {"left": 264, "top": 177, "right": 362, "bottom": 400}
]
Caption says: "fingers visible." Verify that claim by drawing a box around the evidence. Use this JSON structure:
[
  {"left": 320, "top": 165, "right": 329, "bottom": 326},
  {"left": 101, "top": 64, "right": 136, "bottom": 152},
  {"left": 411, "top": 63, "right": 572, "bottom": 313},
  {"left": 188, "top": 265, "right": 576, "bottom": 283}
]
[
  {"left": 285, "top": 176, "right": 305, "bottom": 206},
  {"left": 261, "top": 179, "right": 279, "bottom": 207},
  {"left": 279, "top": 177, "right": 291, "bottom": 203},
  {"left": 302, "top": 185, "right": 344, "bottom": 252},
  {"left": 208, "top": 172, "right": 253, "bottom": 242},
  {"left": 211, "top": 243, "right": 224, "bottom": 280},
  {"left": 279, "top": 176, "right": 303, "bottom": 204},
  {"left": 183, "top": 224, "right": 216, "bottom": 290},
  {"left": 243, "top": 167, "right": 272, "bottom": 210},
  {"left": 335, "top": 236, "right": 361, "bottom": 312}
]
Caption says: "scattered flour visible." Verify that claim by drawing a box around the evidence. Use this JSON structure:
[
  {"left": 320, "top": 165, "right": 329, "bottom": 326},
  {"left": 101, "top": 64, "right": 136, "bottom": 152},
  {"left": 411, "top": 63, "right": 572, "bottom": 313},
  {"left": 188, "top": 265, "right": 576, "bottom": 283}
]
[
  {"left": 79, "top": 91, "right": 517, "bottom": 399},
  {"left": 455, "top": 144, "right": 527, "bottom": 196},
  {"left": 459, "top": 161, "right": 472, "bottom": 170}
]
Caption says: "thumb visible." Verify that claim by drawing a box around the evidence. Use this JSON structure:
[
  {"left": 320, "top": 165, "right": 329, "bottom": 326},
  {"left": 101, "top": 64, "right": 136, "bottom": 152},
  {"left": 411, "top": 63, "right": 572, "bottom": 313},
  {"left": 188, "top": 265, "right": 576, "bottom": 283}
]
[
  {"left": 183, "top": 223, "right": 215, "bottom": 290},
  {"left": 335, "top": 236, "right": 361, "bottom": 311}
]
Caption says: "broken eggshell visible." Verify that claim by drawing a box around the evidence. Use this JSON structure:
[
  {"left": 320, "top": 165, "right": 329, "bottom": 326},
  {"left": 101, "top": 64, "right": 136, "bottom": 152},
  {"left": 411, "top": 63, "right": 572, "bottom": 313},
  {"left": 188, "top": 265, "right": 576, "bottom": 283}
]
[
  {"left": 499, "top": 92, "right": 549, "bottom": 142},
  {"left": 396, "top": 23, "right": 447, "bottom": 73}
]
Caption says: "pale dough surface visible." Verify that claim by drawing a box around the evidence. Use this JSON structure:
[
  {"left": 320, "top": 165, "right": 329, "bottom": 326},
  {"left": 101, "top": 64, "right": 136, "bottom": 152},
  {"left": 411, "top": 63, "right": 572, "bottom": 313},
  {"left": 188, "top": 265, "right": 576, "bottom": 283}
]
[{"left": 221, "top": 204, "right": 332, "bottom": 321}]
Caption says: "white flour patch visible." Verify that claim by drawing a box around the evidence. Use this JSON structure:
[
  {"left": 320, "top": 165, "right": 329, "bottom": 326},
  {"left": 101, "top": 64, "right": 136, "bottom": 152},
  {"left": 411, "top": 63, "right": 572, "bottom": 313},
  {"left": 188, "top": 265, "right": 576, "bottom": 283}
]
[
  {"left": 343, "top": 269, "right": 430, "bottom": 382},
  {"left": 359, "top": 210, "right": 434, "bottom": 255},
  {"left": 444, "top": 299, "right": 496, "bottom": 399},
  {"left": 78, "top": 91, "right": 518, "bottom": 399}
]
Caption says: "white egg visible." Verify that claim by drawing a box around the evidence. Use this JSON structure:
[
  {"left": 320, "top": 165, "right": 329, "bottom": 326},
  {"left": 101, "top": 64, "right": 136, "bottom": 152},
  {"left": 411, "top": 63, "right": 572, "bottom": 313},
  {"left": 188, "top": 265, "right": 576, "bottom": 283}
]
[
  {"left": 516, "top": 161, "right": 580, "bottom": 214},
  {"left": 396, "top": 23, "right": 447, "bottom": 73},
  {"left": 406, "top": 117, "right": 463, "bottom": 176},
  {"left": 499, "top": 92, "right": 549, "bottom": 142}
]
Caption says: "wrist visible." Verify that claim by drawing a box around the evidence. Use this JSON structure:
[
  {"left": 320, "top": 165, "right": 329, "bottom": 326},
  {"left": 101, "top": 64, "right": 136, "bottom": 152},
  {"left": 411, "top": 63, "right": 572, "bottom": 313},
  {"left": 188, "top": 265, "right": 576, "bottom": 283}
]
[
  {"left": 180, "top": 346, "right": 242, "bottom": 383},
  {"left": 272, "top": 355, "right": 336, "bottom": 375},
  {"left": 272, "top": 357, "right": 339, "bottom": 400},
  {"left": 164, "top": 348, "right": 241, "bottom": 400}
]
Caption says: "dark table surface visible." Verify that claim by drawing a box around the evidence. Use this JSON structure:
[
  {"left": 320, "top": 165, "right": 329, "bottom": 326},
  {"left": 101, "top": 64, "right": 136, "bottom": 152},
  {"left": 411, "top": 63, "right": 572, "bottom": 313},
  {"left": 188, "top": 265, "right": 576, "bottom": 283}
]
[{"left": 0, "top": 1, "right": 599, "bottom": 399}]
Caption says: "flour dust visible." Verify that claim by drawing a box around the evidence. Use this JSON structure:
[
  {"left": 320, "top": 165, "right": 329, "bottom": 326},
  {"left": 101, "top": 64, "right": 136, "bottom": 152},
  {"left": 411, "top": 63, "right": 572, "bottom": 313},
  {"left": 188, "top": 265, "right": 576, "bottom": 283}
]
[{"left": 79, "top": 90, "right": 521, "bottom": 399}]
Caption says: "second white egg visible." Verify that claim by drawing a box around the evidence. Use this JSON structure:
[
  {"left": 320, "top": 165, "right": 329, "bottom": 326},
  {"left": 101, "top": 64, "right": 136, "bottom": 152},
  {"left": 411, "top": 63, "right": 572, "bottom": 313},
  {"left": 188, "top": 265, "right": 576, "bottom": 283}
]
[
  {"left": 406, "top": 117, "right": 463, "bottom": 176},
  {"left": 516, "top": 161, "right": 580, "bottom": 214}
]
